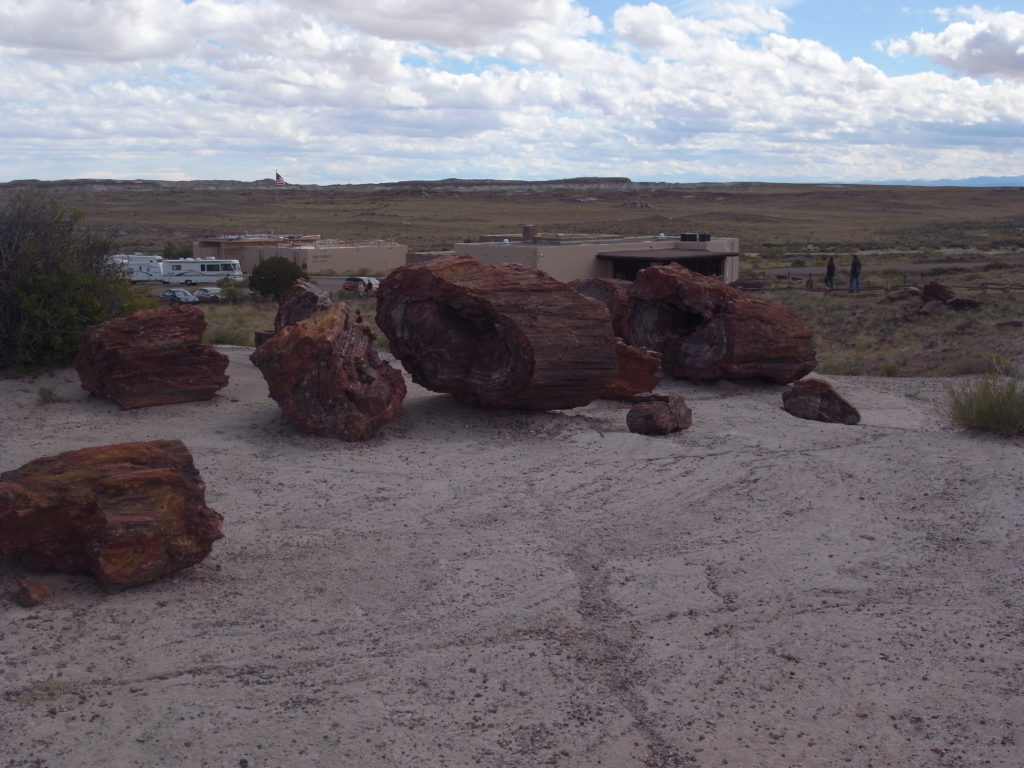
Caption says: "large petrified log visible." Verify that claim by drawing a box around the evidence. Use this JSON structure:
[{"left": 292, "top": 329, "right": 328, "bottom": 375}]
[
  {"left": 0, "top": 440, "right": 223, "bottom": 590},
  {"left": 601, "top": 339, "right": 662, "bottom": 401},
  {"left": 376, "top": 255, "right": 618, "bottom": 410},
  {"left": 570, "top": 277, "right": 632, "bottom": 338},
  {"left": 250, "top": 302, "right": 406, "bottom": 440},
  {"left": 625, "top": 264, "right": 816, "bottom": 383},
  {"left": 75, "top": 306, "right": 229, "bottom": 408},
  {"left": 275, "top": 278, "right": 333, "bottom": 331}
]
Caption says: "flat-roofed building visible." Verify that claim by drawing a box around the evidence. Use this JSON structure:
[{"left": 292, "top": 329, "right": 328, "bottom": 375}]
[
  {"left": 452, "top": 228, "right": 739, "bottom": 283},
  {"left": 193, "top": 234, "right": 407, "bottom": 275}
]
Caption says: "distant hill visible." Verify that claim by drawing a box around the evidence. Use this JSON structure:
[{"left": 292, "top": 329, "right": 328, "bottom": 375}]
[{"left": 860, "top": 174, "right": 1024, "bottom": 187}]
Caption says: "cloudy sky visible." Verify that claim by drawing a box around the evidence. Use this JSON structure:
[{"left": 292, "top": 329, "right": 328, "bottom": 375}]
[{"left": 2, "top": 0, "right": 1023, "bottom": 184}]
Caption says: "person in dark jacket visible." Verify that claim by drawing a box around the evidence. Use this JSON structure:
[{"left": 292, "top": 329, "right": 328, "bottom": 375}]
[
  {"left": 849, "top": 255, "right": 862, "bottom": 291},
  {"left": 824, "top": 257, "right": 836, "bottom": 292}
]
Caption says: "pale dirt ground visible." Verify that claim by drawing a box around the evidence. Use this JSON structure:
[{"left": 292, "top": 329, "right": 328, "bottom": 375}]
[{"left": 2, "top": 347, "right": 1022, "bottom": 768}]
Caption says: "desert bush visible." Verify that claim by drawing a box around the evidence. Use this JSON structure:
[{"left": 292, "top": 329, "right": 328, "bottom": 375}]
[
  {"left": 248, "top": 257, "right": 307, "bottom": 301},
  {"left": 0, "top": 190, "right": 145, "bottom": 370},
  {"left": 947, "top": 364, "right": 1024, "bottom": 436}
]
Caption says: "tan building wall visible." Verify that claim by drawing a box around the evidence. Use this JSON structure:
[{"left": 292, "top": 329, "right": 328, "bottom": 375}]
[{"left": 229, "top": 244, "right": 407, "bottom": 275}]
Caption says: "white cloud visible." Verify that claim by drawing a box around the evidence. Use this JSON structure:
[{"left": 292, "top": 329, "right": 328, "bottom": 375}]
[{"left": 885, "top": 7, "right": 1024, "bottom": 79}]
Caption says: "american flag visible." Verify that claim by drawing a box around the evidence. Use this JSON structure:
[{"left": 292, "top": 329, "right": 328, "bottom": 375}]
[{"left": 275, "top": 171, "right": 287, "bottom": 187}]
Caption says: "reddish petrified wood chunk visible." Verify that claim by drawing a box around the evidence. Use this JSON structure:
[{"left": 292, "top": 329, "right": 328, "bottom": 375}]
[
  {"left": 75, "top": 306, "right": 229, "bottom": 408},
  {"left": 570, "top": 277, "right": 633, "bottom": 338},
  {"left": 0, "top": 440, "right": 223, "bottom": 590},
  {"left": 627, "top": 394, "right": 693, "bottom": 435},
  {"left": 921, "top": 282, "right": 955, "bottom": 304},
  {"left": 250, "top": 302, "right": 406, "bottom": 441},
  {"left": 625, "top": 264, "right": 816, "bottom": 383},
  {"left": 376, "top": 255, "right": 617, "bottom": 410},
  {"left": 782, "top": 379, "right": 860, "bottom": 425},
  {"left": 601, "top": 339, "right": 662, "bottom": 401},
  {"left": 15, "top": 579, "right": 52, "bottom": 607},
  {"left": 275, "top": 279, "right": 333, "bottom": 331}
]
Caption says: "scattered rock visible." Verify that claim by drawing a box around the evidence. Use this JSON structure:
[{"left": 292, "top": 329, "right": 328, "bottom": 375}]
[
  {"left": 601, "top": 340, "right": 662, "bottom": 401},
  {"left": 376, "top": 255, "right": 617, "bottom": 410},
  {"left": 886, "top": 287, "right": 919, "bottom": 301},
  {"left": 946, "top": 297, "right": 981, "bottom": 311},
  {"left": 0, "top": 440, "right": 223, "bottom": 590},
  {"left": 625, "top": 264, "right": 816, "bottom": 383},
  {"left": 275, "top": 279, "right": 332, "bottom": 331},
  {"left": 922, "top": 282, "right": 955, "bottom": 303},
  {"left": 250, "top": 302, "right": 406, "bottom": 440},
  {"left": 782, "top": 379, "right": 860, "bottom": 425},
  {"left": 918, "top": 299, "right": 947, "bottom": 315},
  {"left": 15, "top": 579, "right": 52, "bottom": 607},
  {"left": 74, "top": 306, "right": 229, "bottom": 408},
  {"left": 627, "top": 394, "right": 692, "bottom": 435}
]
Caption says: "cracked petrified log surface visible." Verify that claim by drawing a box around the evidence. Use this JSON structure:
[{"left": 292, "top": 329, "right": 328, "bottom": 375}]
[
  {"left": 570, "top": 277, "right": 632, "bottom": 338},
  {"left": 601, "top": 339, "right": 662, "bottom": 401},
  {"left": 625, "top": 264, "right": 816, "bottom": 383},
  {"left": 0, "top": 440, "right": 223, "bottom": 590},
  {"left": 250, "top": 302, "right": 406, "bottom": 440},
  {"left": 74, "top": 306, "right": 229, "bottom": 408},
  {"left": 275, "top": 278, "right": 333, "bottom": 331},
  {"left": 376, "top": 255, "right": 618, "bottom": 410}
]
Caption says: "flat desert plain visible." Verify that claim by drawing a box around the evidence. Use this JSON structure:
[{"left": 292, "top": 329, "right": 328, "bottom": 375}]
[{"left": 2, "top": 347, "right": 1022, "bottom": 768}]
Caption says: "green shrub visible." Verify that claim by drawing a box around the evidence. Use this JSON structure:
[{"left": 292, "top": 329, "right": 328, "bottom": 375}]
[
  {"left": 947, "top": 365, "right": 1024, "bottom": 436},
  {"left": 0, "top": 191, "right": 145, "bottom": 370},
  {"left": 248, "top": 257, "right": 307, "bottom": 301}
]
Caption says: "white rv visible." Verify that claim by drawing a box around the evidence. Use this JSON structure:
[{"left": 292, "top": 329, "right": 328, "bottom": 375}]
[
  {"left": 160, "top": 258, "right": 245, "bottom": 285},
  {"left": 110, "top": 253, "right": 165, "bottom": 282}
]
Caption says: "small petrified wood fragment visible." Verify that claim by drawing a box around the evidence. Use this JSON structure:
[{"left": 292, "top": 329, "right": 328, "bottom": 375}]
[
  {"left": 376, "top": 255, "right": 617, "bottom": 410},
  {"left": 921, "top": 282, "right": 955, "bottom": 304},
  {"left": 627, "top": 394, "right": 692, "bottom": 435},
  {"left": 0, "top": 440, "right": 223, "bottom": 590},
  {"left": 625, "top": 264, "right": 816, "bottom": 383},
  {"left": 275, "top": 279, "right": 333, "bottom": 331},
  {"left": 75, "top": 306, "right": 229, "bottom": 408},
  {"left": 250, "top": 302, "right": 406, "bottom": 440},
  {"left": 601, "top": 339, "right": 662, "bottom": 401},
  {"left": 781, "top": 379, "right": 860, "bottom": 425},
  {"left": 570, "top": 277, "right": 633, "bottom": 338},
  {"left": 15, "top": 579, "right": 52, "bottom": 607}
]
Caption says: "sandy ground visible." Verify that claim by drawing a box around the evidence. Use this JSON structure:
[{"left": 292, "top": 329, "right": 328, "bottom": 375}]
[{"left": 2, "top": 347, "right": 1022, "bottom": 768}]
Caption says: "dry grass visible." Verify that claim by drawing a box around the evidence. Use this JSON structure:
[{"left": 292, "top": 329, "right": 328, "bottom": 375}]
[
  {"left": 947, "top": 361, "right": 1024, "bottom": 436},
  {"left": 201, "top": 297, "right": 385, "bottom": 347}
]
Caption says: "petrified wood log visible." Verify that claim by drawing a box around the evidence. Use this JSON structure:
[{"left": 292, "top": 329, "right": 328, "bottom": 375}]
[
  {"left": 275, "top": 278, "right": 333, "bottom": 331},
  {"left": 625, "top": 264, "right": 816, "bottom": 383},
  {"left": 0, "top": 440, "right": 223, "bottom": 590},
  {"left": 376, "top": 255, "right": 618, "bottom": 410},
  {"left": 781, "top": 379, "right": 860, "bottom": 425},
  {"left": 601, "top": 339, "right": 662, "bottom": 401},
  {"left": 250, "top": 302, "right": 406, "bottom": 440},
  {"left": 75, "top": 306, "right": 229, "bottom": 408},
  {"left": 570, "top": 277, "right": 633, "bottom": 338},
  {"left": 921, "top": 282, "right": 955, "bottom": 304}
]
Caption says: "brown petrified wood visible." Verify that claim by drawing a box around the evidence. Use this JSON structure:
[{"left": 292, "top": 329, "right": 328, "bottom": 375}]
[
  {"left": 781, "top": 379, "right": 860, "bottom": 425},
  {"left": 376, "top": 255, "right": 618, "bottom": 410},
  {"left": 0, "top": 440, "right": 223, "bottom": 590},
  {"left": 601, "top": 339, "right": 662, "bottom": 401},
  {"left": 15, "top": 579, "right": 52, "bottom": 607},
  {"left": 627, "top": 394, "right": 693, "bottom": 435},
  {"left": 570, "top": 277, "right": 633, "bottom": 338},
  {"left": 921, "top": 282, "right": 955, "bottom": 304},
  {"left": 74, "top": 306, "right": 229, "bottom": 408},
  {"left": 624, "top": 264, "right": 816, "bottom": 383},
  {"left": 250, "top": 302, "right": 406, "bottom": 441},
  {"left": 275, "top": 278, "right": 333, "bottom": 331}
]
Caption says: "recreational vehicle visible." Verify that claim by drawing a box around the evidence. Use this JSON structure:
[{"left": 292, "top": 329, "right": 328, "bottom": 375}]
[
  {"left": 160, "top": 258, "right": 245, "bottom": 285},
  {"left": 110, "top": 253, "right": 164, "bottom": 282}
]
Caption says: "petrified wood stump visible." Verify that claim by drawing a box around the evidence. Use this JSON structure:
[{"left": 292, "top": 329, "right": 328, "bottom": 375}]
[
  {"left": 601, "top": 339, "right": 662, "bottom": 401},
  {"left": 627, "top": 394, "right": 693, "bottom": 435},
  {"left": 0, "top": 440, "right": 223, "bottom": 590},
  {"left": 275, "top": 278, "right": 333, "bottom": 331},
  {"left": 250, "top": 302, "right": 406, "bottom": 441},
  {"left": 625, "top": 264, "right": 816, "bottom": 383},
  {"left": 782, "top": 379, "right": 860, "bottom": 425},
  {"left": 570, "top": 277, "right": 633, "bottom": 338},
  {"left": 75, "top": 306, "right": 229, "bottom": 408},
  {"left": 376, "top": 255, "right": 618, "bottom": 410}
]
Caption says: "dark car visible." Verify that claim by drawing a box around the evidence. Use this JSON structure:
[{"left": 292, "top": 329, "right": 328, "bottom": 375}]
[
  {"left": 340, "top": 277, "right": 371, "bottom": 294},
  {"left": 160, "top": 288, "right": 199, "bottom": 304}
]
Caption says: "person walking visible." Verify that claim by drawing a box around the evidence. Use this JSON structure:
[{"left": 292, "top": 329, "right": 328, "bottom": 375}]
[
  {"left": 824, "top": 257, "right": 836, "bottom": 292},
  {"left": 849, "top": 255, "right": 862, "bottom": 292}
]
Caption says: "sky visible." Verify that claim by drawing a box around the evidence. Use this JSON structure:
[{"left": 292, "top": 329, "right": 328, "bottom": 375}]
[{"left": 1, "top": 0, "right": 1023, "bottom": 185}]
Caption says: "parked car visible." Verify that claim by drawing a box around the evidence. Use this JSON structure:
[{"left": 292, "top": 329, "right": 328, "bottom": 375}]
[
  {"left": 192, "top": 286, "right": 223, "bottom": 302},
  {"left": 365, "top": 278, "right": 380, "bottom": 293},
  {"left": 340, "top": 276, "right": 372, "bottom": 294},
  {"left": 160, "top": 288, "right": 199, "bottom": 304}
]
